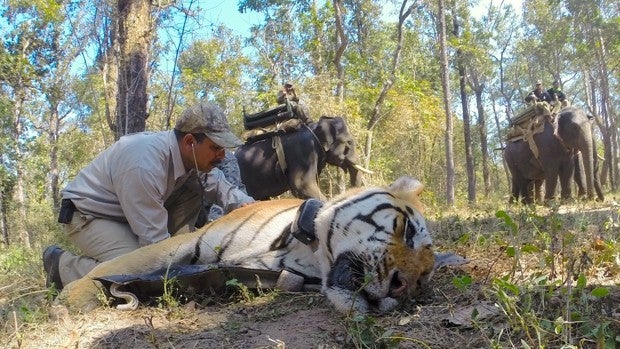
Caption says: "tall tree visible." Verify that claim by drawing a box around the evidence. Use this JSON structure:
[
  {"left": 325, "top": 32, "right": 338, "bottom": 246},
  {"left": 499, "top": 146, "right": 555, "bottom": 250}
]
[
  {"left": 115, "top": 0, "right": 153, "bottom": 138},
  {"left": 564, "top": 0, "right": 619, "bottom": 190},
  {"left": 332, "top": 0, "right": 348, "bottom": 103},
  {"left": 363, "top": 0, "right": 419, "bottom": 167},
  {"left": 450, "top": 0, "right": 475, "bottom": 203},
  {"left": 0, "top": 2, "right": 53, "bottom": 248},
  {"left": 438, "top": 0, "right": 455, "bottom": 205}
]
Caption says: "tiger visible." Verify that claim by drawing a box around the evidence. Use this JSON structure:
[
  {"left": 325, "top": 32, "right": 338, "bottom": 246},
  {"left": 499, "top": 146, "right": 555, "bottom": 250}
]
[{"left": 57, "top": 176, "right": 465, "bottom": 315}]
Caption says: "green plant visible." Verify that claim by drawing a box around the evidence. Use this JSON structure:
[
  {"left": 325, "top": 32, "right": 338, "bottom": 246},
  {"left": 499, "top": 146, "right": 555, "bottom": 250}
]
[
  {"left": 345, "top": 314, "right": 401, "bottom": 349},
  {"left": 156, "top": 269, "right": 180, "bottom": 309},
  {"left": 452, "top": 274, "right": 473, "bottom": 291},
  {"left": 225, "top": 278, "right": 254, "bottom": 302}
]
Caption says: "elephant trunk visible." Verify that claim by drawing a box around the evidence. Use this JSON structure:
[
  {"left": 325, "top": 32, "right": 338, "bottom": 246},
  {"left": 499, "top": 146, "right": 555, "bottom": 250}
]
[
  {"left": 345, "top": 160, "right": 371, "bottom": 187},
  {"left": 343, "top": 152, "right": 372, "bottom": 188},
  {"left": 580, "top": 132, "right": 596, "bottom": 200}
]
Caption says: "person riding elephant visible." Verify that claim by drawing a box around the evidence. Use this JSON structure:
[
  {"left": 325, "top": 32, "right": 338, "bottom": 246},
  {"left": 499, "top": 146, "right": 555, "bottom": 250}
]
[
  {"left": 504, "top": 106, "right": 604, "bottom": 204},
  {"left": 547, "top": 80, "right": 566, "bottom": 101},
  {"left": 547, "top": 80, "right": 567, "bottom": 106},
  {"left": 276, "top": 82, "right": 311, "bottom": 123},
  {"left": 525, "top": 80, "right": 551, "bottom": 104},
  {"left": 236, "top": 116, "right": 371, "bottom": 201}
]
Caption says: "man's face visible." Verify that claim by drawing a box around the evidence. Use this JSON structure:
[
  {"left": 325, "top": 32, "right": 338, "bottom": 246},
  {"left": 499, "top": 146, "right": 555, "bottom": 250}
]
[
  {"left": 536, "top": 83, "right": 542, "bottom": 91},
  {"left": 192, "top": 136, "right": 225, "bottom": 172}
]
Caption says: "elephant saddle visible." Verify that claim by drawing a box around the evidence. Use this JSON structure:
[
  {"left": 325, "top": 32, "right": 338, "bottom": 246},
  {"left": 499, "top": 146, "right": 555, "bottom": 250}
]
[
  {"left": 506, "top": 112, "right": 547, "bottom": 159},
  {"left": 243, "top": 98, "right": 309, "bottom": 130}
]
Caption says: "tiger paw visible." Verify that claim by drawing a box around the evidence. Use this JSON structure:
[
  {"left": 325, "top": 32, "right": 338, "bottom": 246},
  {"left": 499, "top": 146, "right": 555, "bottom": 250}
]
[
  {"left": 376, "top": 297, "right": 399, "bottom": 314},
  {"left": 56, "top": 277, "right": 105, "bottom": 313},
  {"left": 324, "top": 287, "right": 370, "bottom": 315}
]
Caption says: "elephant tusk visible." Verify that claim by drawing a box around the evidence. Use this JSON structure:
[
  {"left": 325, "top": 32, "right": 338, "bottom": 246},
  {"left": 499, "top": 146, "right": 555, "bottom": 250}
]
[{"left": 352, "top": 163, "right": 374, "bottom": 175}]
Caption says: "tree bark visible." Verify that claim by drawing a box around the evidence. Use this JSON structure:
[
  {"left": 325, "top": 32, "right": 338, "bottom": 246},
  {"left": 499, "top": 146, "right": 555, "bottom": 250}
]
[
  {"left": 451, "top": 8, "right": 475, "bottom": 203},
  {"left": 438, "top": 0, "right": 455, "bottom": 205},
  {"left": 0, "top": 190, "right": 7, "bottom": 246},
  {"left": 12, "top": 94, "right": 31, "bottom": 248},
  {"left": 116, "top": 0, "right": 153, "bottom": 138},
  {"left": 332, "top": 0, "right": 347, "bottom": 104},
  {"left": 474, "top": 87, "right": 491, "bottom": 197}
]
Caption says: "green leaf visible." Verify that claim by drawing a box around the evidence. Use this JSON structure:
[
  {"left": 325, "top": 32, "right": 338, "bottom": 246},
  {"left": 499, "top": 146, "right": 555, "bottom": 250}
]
[
  {"left": 493, "top": 277, "right": 520, "bottom": 296},
  {"left": 495, "top": 210, "right": 518, "bottom": 234},
  {"left": 591, "top": 287, "right": 610, "bottom": 298},
  {"left": 452, "top": 275, "right": 473, "bottom": 291},
  {"left": 471, "top": 306, "right": 479, "bottom": 320},
  {"left": 457, "top": 233, "right": 471, "bottom": 244},
  {"left": 576, "top": 273, "right": 587, "bottom": 290},
  {"left": 225, "top": 278, "right": 240, "bottom": 287},
  {"left": 554, "top": 316, "right": 564, "bottom": 334},
  {"left": 506, "top": 246, "right": 516, "bottom": 257},
  {"left": 521, "top": 244, "right": 540, "bottom": 253}
]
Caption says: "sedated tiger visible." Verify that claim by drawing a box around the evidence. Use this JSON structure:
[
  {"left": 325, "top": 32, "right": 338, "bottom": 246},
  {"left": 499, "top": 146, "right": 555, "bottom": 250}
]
[{"left": 58, "top": 176, "right": 465, "bottom": 314}]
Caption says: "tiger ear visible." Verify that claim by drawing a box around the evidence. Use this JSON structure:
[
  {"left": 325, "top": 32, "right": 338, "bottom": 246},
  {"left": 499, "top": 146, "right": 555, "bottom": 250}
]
[
  {"left": 388, "top": 176, "right": 424, "bottom": 211},
  {"left": 433, "top": 252, "right": 469, "bottom": 272}
]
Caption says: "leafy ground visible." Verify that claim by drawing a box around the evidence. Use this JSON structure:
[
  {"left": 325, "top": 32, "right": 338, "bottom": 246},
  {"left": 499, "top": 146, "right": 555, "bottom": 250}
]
[{"left": 1, "top": 199, "right": 619, "bottom": 348}]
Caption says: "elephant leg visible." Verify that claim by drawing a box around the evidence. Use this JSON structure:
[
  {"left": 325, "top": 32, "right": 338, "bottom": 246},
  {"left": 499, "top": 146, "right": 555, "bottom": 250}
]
[
  {"left": 558, "top": 158, "right": 574, "bottom": 201},
  {"left": 534, "top": 179, "right": 544, "bottom": 204},
  {"left": 519, "top": 178, "right": 534, "bottom": 204},
  {"left": 290, "top": 171, "right": 327, "bottom": 201},
  {"left": 594, "top": 161, "right": 604, "bottom": 201},
  {"left": 509, "top": 177, "right": 520, "bottom": 204},
  {"left": 593, "top": 146, "right": 605, "bottom": 201},
  {"left": 573, "top": 153, "right": 586, "bottom": 198},
  {"left": 544, "top": 171, "right": 560, "bottom": 203}
]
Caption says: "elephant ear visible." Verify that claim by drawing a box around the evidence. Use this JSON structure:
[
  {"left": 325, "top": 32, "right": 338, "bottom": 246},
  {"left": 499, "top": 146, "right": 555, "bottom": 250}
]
[{"left": 387, "top": 176, "right": 425, "bottom": 213}]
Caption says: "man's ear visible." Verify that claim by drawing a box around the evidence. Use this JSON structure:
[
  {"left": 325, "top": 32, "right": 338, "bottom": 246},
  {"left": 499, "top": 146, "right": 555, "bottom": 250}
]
[{"left": 181, "top": 134, "right": 195, "bottom": 149}]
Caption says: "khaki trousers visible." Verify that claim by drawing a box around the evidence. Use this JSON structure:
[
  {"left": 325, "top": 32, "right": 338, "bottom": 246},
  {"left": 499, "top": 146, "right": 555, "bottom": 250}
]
[{"left": 58, "top": 178, "right": 203, "bottom": 286}]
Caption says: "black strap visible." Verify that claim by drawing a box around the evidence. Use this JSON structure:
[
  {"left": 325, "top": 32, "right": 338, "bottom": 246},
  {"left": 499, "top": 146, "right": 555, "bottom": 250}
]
[{"left": 292, "top": 199, "right": 323, "bottom": 245}]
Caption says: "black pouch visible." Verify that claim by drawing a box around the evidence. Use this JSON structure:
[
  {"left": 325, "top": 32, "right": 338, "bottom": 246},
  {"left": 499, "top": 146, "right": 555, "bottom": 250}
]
[{"left": 58, "top": 199, "right": 76, "bottom": 224}]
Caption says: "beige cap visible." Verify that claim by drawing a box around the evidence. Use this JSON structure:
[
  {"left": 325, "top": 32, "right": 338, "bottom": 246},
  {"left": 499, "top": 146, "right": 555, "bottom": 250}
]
[{"left": 175, "top": 102, "right": 243, "bottom": 148}]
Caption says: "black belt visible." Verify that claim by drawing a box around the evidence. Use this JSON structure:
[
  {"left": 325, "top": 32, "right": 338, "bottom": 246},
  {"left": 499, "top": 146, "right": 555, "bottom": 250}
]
[{"left": 58, "top": 199, "right": 76, "bottom": 224}]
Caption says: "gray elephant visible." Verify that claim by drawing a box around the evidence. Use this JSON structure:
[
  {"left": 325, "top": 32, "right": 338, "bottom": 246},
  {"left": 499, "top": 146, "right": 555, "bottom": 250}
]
[
  {"left": 504, "top": 106, "right": 604, "bottom": 204},
  {"left": 235, "top": 116, "right": 370, "bottom": 200}
]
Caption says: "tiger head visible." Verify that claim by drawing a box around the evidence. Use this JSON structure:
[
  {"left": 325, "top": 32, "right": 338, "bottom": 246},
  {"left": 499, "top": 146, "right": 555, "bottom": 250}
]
[{"left": 313, "top": 176, "right": 463, "bottom": 314}]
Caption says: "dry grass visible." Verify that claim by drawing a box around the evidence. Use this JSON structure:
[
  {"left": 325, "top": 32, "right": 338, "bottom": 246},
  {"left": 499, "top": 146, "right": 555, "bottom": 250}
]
[{"left": 1, "top": 199, "right": 619, "bottom": 349}]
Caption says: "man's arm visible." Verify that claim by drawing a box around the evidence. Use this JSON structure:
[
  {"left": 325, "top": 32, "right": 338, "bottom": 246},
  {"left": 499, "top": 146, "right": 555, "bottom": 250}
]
[
  {"left": 115, "top": 167, "right": 171, "bottom": 246},
  {"left": 203, "top": 168, "right": 255, "bottom": 214}
]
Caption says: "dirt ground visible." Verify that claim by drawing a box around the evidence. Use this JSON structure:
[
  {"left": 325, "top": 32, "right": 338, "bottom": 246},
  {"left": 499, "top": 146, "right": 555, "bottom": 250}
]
[
  {"left": 3, "top": 204, "right": 619, "bottom": 348},
  {"left": 6, "top": 272, "right": 498, "bottom": 349}
]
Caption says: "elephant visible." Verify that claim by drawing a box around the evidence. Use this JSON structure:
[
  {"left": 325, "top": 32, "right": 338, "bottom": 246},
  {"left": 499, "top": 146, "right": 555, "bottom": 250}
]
[
  {"left": 235, "top": 116, "right": 370, "bottom": 201},
  {"left": 504, "top": 106, "right": 604, "bottom": 204}
]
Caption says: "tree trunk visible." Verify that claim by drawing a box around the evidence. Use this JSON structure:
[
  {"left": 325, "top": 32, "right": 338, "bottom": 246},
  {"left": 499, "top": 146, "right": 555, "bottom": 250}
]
[
  {"left": 332, "top": 0, "right": 347, "bottom": 104},
  {"left": 475, "top": 88, "right": 491, "bottom": 197},
  {"left": 12, "top": 95, "right": 31, "bottom": 248},
  {"left": 116, "top": 0, "right": 153, "bottom": 138},
  {"left": 595, "top": 30, "right": 618, "bottom": 191},
  {"left": 48, "top": 100, "right": 60, "bottom": 208},
  {"left": 492, "top": 101, "right": 511, "bottom": 187},
  {"left": 438, "top": 0, "right": 455, "bottom": 205},
  {"left": 0, "top": 190, "right": 8, "bottom": 246},
  {"left": 452, "top": 11, "right": 475, "bottom": 203}
]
